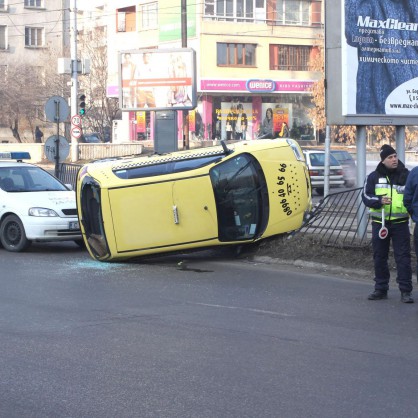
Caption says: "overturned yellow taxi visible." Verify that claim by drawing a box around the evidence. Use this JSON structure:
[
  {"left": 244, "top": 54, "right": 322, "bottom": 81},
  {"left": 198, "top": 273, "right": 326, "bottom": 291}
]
[{"left": 76, "top": 139, "right": 311, "bottom": 261}]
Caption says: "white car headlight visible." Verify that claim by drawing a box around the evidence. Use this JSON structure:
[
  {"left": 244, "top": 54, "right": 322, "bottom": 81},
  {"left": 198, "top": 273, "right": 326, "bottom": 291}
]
[{"left": 28, "top": 207, "right": 59, "bottom": 217}]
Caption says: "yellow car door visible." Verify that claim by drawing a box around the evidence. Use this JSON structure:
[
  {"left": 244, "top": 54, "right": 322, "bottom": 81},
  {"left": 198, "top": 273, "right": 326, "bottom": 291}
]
[
  {"left": 171, "top": 175, "right": 218, "bottom": 243},
  {"left": 109, "top": 175, "right": 218, "bottom": 253}
]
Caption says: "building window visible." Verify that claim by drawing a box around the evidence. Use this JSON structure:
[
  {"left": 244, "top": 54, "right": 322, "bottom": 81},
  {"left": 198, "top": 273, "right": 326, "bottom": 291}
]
[
  {"left": 141, "top": 3, "right": 158, "bottom": 29},
  {"left": 0, "top": 65, "right": 6, "bottom": 83},
  {"left": 0, "top": 0, "right": 7, "bottom": 11},
  {"left": 269, "top": 45, "right": 313, "bottom": 71},
  {"left": 32, "top": 65, "right": 45, "bottom": 86},
  {"left": 217, "top": 43, "right": 256, "bottom": 66},
  {"left": 204, "top": 0, "right": 255, "bottom": 21},
  {"left": 311, "top": 0, "right": 322, "bottom": 26},
  {"left": 25, "top": 27, "right": 43, "bottom": 47},
  {"left": 117, "top": 6, "right": 136, "bottom": 32},
  {"left": 0, "top": 25, "right": 7, "bottom": 49},
  {"left": 24, "top": 0, "right": 42, "bottom": 7},
  {"left": 205, "top": 0, "right": 320, "bottom": 24},
  {"left": 274, "top": 0, "right": 310, "bottom": 25}
]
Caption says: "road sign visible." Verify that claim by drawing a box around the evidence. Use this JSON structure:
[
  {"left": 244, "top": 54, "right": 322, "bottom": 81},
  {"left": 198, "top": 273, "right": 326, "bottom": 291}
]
[
  {"left": 71, "top": 126, "right": 83, "bottom": 139},
  {"left": 44, "top": 135, "right": 70, "bottom": 164},
  {"left": 45, "top": 96, "right": 70, "bottom": 123},
  {"left": 71, "top": 115, "right": 82, "bottom": 127}
]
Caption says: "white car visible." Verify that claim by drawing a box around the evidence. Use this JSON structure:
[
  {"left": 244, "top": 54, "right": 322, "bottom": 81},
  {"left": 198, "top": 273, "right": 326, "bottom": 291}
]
[
  {"left": 0, "top": 152, "right": 82, "bottom": 252},
  {"left": 302, "top": 149, "right": 344, "bottom": 195}
]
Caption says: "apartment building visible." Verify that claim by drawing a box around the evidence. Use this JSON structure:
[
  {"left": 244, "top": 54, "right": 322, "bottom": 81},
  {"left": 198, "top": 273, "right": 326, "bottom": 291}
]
[
  {"left": 0, "top": 0, "right": 70, "bottom": 141},
  {"left": 0, "top": 0, "right": 70, "bottom": 71},
  {"left": 105, "top": 0, "right": 323, "bottom": 144}
]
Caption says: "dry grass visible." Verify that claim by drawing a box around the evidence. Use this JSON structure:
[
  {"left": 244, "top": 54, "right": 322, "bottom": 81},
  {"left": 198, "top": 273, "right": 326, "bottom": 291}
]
[{"left": 247, "top": 232, "right": 401, "bottom": 273}]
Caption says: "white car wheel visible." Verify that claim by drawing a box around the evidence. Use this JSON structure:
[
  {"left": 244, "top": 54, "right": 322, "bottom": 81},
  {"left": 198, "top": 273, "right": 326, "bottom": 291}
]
[{"left": 0, "top": 215, "right": 31, "bottom": 252}]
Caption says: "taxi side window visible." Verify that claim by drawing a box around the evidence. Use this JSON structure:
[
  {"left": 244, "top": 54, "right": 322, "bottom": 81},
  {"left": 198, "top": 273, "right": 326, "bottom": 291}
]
[{"left": 113, "top": 155, "right": 222, "bottom": 179}]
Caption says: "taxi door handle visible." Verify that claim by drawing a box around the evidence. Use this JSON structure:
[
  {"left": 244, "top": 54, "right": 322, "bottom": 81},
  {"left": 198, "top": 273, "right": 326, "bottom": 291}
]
[{"left": 173, "top": 205, "right": 179, "bottom": 224}]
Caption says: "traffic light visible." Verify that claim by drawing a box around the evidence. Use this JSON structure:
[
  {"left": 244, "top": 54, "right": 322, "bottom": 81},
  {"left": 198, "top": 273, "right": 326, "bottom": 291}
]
[{"left": 78, "top": 94, "right": 86, "bottom": 116}]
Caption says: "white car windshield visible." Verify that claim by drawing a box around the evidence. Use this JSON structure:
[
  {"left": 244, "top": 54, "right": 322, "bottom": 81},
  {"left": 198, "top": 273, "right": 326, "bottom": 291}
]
[{"left": 0, "top": 166, "right": 68, "bottom": 192}]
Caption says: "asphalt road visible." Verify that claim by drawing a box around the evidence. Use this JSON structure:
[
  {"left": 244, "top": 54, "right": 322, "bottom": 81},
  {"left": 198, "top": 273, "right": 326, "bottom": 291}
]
[{"left": 1, "top": 243, "right": 418, "bottom": 418}]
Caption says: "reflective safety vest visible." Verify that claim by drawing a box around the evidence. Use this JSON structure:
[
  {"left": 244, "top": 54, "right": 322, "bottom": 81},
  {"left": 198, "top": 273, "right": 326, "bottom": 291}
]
[{"left": 370, "top": 176, "right": 409, "bottom": 222}]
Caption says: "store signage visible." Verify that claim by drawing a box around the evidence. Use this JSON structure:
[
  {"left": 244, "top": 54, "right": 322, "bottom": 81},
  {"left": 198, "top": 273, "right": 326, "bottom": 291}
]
[
  {"left": 200, "top": 79, "right": 314, "bottom": 92},
  {"left": 246, "top": 79, "right": 275, "bottom": 93}
]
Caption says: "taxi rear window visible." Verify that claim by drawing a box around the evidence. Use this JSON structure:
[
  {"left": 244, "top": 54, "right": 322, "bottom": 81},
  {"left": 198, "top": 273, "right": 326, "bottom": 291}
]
[{"left": 113, "top": 155, "right": 222, "bottom": 179}]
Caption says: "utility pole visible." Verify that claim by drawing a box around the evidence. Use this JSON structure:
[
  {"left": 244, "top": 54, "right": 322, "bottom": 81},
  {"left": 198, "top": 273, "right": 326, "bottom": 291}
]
[
  {"left": 181, "top": 0, "right": 189, "bottom": 149},
  {"left": 70, "top": 0, "right": 79, "bottom": 162}
]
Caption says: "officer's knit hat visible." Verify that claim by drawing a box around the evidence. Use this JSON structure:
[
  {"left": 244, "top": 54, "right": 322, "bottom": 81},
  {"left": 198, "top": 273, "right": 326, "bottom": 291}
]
[{"left": 380, "top": 144, "right": 396, "bottom": 161}]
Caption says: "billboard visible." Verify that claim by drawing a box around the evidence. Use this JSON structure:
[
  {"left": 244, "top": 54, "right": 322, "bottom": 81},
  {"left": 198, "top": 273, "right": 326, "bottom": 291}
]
[
  {"left": 326, "top": 0, "right": 418, "bottom": 125},
  {"left": 119, "top": 48, "right": 197, "bottom": 111},
  {"left": 158, "top": 0, "right": 196, "bottom": 42}
]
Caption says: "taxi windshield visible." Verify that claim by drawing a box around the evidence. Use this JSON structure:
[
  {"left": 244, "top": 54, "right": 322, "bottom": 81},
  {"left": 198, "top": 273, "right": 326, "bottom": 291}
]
[
  {"left": 210, "top": 153, "right": 269, "bottom": 241},
  {"left": 0, "top": 166, "right": 68, "bottom": 192}
]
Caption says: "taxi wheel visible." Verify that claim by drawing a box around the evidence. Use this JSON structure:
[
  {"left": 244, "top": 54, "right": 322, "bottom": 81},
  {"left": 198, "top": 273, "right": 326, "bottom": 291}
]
[{"left": 0, "top": 215, "right": 31, "bottom": 252}]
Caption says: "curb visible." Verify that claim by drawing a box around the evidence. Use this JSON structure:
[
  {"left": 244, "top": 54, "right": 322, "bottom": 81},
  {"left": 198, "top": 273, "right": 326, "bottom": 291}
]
[{"left": 251, "top": 255, "right": 371, "bottom": 279}]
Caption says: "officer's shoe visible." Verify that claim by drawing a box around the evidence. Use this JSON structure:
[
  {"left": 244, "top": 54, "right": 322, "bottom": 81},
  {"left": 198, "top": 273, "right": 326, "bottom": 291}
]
[
  {"left": 368, "top": 290, "right": 388, "bottom": 300},
  {"left": 401, "top": 292, "right": 414, "bottom": 303}
]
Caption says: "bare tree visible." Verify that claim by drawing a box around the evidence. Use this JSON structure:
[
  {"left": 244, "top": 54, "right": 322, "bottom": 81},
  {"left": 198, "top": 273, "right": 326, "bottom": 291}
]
[
  {"left": 0, "top": 50, "right": 70, "bottom": 142},
  {"left": 306, "top": 43, "right": 326, "bottom": 138}
]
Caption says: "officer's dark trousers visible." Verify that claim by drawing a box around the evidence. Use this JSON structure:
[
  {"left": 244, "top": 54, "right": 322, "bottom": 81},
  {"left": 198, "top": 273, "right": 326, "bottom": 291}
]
[
  {"left": 372, "top": 221, "right": 412, "bottom": 292},
  {"left": 413, "top": 224, "right": 418, "bottom": 280}
]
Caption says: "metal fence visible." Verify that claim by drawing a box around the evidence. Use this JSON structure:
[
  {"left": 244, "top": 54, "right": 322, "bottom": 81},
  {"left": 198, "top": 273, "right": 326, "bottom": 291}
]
[
  {"left": 59, "top": 163, "right": 82, "bottom": 189},
  {"left": 297, "top": 188, "right": 372, "bottom": 248}
]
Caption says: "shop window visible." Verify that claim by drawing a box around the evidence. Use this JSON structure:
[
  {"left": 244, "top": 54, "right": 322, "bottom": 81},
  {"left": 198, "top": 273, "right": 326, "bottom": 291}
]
[
  {"left": 117, "top": 6, "right": 136, "bottom": 32},
  {"left": 269, "top": 44, "right": 312, "bottom": 71},
  {"left": 25, "top": 27, "right": 44, "bottom": 47},
  {"left": 217, "top": 43, "right": 256, "bottom": 67}
]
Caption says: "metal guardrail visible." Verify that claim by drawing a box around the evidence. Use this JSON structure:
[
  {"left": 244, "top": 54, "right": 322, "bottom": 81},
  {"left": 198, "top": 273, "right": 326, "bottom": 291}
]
[
  {"left": 298, "top": 188, "right": 372, "bottom": 248},
  {"left": 59, "top": 163, "right": 82, "bottom": 189}
]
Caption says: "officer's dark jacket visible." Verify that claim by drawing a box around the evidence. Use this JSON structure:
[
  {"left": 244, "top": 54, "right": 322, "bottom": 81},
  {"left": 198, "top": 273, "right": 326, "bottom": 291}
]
[
  {"left": 362, "top": 160, "right": 409, "bottom": 223},
  {"left": 404, "top": 166, "right": 418, "bottom": 223}
]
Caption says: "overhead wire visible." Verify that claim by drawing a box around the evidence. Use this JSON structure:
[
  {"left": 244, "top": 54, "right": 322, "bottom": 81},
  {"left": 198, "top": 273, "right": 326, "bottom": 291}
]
[{"left": 1, "top": 1, "right": 322, "bottom": 41}]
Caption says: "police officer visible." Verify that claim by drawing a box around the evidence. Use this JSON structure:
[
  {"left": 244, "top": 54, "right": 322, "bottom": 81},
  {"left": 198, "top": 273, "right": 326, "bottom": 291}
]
[{"left": 362, "top": 144, "right": 413, "bottom": 303}]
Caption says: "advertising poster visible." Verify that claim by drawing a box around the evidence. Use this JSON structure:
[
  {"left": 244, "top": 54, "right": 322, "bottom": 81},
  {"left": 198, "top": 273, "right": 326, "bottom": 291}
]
[
  {"left": 273, "top": 108, "right": 290, "bottom": 136},
  {"left": 119, "top": 49, "right": 196, "bottom": 111},
  {"left": 259, "top": 104, "right": 291, "bottom": 139},
  {"left": 136, "top": 111, "right": 146, "bottom": 133},
  {"left": 219, "top": 102, "right": 254, "bottom": 141},
  {"left": 342, "top": 0, "right": 418, "bottom": 116}
]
